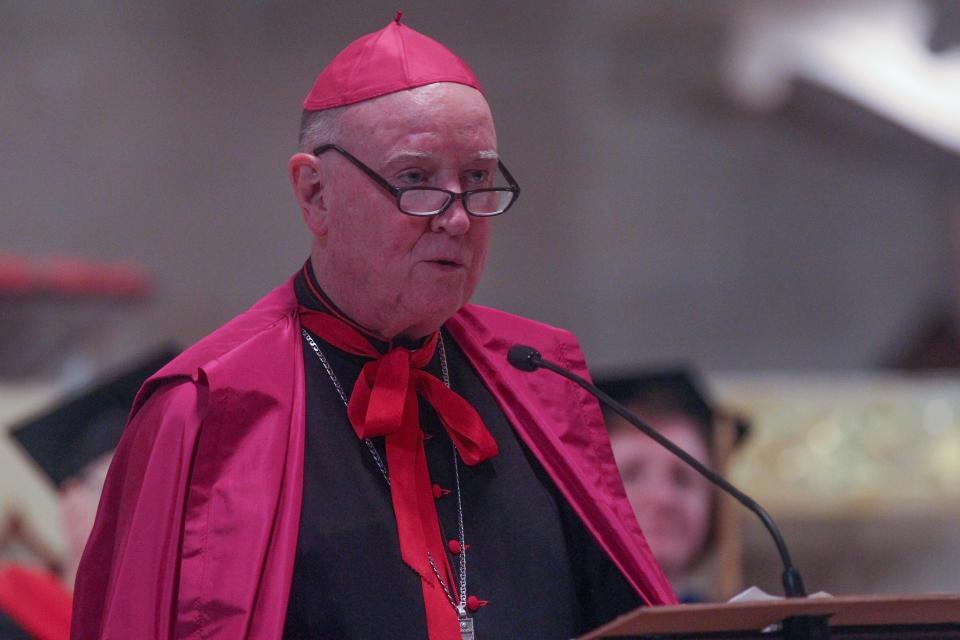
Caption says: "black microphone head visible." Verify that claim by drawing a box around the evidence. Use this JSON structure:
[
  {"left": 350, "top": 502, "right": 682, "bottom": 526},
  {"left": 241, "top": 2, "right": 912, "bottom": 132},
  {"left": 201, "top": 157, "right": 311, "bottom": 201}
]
[{"left": 507, "top": 345, "right": 542, "bottom": 372}]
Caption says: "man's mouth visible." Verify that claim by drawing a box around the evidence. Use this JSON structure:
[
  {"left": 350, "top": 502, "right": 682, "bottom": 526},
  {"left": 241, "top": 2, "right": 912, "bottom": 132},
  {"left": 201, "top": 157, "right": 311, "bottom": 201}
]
[{"left": 427, "top": 258, "right": 464, "bottom": 268}]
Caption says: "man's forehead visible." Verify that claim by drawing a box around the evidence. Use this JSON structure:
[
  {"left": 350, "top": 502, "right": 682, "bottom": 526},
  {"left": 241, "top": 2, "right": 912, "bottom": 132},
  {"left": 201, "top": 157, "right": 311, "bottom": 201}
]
[
  {"left": 345, "top": 83, "right": 492, "bottom": 123},
  {"left": 337, "top": 83, "right": 497, "bottom": 156}
]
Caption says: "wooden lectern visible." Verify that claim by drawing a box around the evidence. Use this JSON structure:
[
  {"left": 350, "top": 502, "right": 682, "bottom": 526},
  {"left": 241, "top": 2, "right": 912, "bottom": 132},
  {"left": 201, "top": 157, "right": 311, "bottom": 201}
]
[{"left": 579, "top": 594, "right": 960, "bottom": 639}]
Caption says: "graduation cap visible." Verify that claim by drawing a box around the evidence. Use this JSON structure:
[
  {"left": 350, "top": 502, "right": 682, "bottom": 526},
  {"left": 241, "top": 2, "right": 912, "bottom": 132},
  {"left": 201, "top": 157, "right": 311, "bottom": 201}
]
[
  {"left": 593, "top": 368, "right": 750, "bottom": 447},
  {"left": 11, "top": 346, "right": 179, "bottom": 487}
]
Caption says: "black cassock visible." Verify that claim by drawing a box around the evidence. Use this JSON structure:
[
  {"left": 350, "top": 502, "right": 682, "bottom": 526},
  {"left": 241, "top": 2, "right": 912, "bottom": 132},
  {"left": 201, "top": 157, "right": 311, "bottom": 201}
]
[{"left": 283, "top": 266, "right": 642, "bottom": 640}]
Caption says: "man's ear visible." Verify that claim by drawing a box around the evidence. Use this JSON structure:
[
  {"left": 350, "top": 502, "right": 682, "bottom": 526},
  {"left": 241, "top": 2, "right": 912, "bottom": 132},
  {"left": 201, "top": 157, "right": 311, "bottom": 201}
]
[{"left": 289, "top": 153, "right": 328, "bottom": 237}]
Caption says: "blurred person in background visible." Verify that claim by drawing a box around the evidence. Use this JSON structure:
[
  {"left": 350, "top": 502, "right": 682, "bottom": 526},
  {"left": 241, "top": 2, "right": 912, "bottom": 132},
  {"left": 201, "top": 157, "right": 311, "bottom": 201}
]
[
  {"left": 596, "top": 370, "right": 748, "bottom": 603},
  {"left": 71, "top": 15, "right": 675, "bottom": 640},
  {"left": 0, "top": 347, "right": 177, "bottom": 640}
]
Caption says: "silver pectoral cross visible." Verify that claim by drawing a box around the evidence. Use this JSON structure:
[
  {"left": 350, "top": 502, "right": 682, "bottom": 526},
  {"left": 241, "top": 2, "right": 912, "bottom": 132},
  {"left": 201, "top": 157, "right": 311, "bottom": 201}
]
[{"left": 459, "top": 614, "right": 475, "bottom": 640}]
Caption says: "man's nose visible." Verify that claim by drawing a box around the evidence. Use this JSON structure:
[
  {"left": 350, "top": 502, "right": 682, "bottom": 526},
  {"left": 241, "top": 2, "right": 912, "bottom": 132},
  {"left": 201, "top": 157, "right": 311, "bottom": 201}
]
[{"left": 429, "top": 192, "right": 471, "bottom": 236}]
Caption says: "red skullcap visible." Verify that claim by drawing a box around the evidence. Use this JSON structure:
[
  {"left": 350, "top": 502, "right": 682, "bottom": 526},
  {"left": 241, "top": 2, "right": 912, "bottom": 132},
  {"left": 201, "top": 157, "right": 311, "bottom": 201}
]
[{"left": 303, "top": 13, "right": 483, "bottom": 111}]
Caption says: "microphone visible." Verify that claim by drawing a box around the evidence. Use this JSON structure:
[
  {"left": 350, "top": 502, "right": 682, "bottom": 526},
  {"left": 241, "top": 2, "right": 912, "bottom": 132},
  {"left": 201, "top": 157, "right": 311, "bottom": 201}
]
[
  {"left": 506, "top": 344, "right": 541, "bottom": 371},
  {"left": 506, "top": 344, "right": 809, "bottom": 600}
]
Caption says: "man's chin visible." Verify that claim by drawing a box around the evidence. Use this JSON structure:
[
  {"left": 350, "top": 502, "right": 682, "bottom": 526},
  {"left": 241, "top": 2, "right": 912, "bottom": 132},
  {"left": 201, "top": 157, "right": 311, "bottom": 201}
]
[
  {"left": 422, "top": 299, "right": 467, "bottom": 324},
  {"left": 393, "top": 296, "right": 464, "bottom": 337},
  {"left": 419, "top": 262, "right": 472, "bottom": 285}
]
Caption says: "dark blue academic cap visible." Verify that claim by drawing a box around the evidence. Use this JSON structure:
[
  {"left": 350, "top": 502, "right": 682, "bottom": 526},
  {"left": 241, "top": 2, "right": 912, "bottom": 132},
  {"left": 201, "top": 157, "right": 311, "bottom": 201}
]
[
  {"left": 593, "top": 368, "right": 749, "bottom": 447},
  {"left": 11, "top": 346, "right": 179, "bottom": 487}
]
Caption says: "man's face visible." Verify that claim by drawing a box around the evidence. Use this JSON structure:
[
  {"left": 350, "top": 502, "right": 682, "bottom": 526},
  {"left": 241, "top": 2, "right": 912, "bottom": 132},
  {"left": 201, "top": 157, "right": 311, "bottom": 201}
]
[
  {"left": 310, "top": 83, "right": 497, "bottom": 339},
  {"left": 608, "top": 415, "right": 713, "bottom": 580}
]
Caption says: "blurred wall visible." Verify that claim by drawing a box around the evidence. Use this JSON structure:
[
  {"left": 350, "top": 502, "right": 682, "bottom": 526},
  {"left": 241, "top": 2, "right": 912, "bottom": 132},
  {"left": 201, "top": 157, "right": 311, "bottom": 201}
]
[{"left": 3, "top": 1, "right": 959, "bottom": 377}]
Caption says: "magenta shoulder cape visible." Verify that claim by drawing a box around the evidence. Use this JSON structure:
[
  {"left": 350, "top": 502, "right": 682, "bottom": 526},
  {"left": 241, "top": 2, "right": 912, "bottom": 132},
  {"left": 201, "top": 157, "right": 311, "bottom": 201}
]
[{"left": 71, "top": 276, "right": 675, "bottom": 639}]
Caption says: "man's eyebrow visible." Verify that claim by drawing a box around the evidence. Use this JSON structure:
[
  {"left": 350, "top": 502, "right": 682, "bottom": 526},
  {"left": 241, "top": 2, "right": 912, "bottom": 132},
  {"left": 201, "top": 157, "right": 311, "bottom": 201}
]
[
  {"left": 385, "top": 150, "right": 432, "bottom": 163},
  {"left": 383, "top": 149, "right": 500, "bottom": 164}
]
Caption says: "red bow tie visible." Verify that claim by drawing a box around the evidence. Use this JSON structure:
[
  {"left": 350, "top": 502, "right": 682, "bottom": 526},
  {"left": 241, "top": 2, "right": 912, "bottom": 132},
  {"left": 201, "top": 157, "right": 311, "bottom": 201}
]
[{"left": 300, "top": 309, "right": 499, "bottom": 640}]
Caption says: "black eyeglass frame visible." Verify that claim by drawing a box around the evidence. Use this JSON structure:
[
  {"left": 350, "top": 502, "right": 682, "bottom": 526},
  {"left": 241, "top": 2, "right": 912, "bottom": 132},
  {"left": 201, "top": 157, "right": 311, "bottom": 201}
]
[{"left": 312, "top": 143, "right": 521, "bottom": 217}]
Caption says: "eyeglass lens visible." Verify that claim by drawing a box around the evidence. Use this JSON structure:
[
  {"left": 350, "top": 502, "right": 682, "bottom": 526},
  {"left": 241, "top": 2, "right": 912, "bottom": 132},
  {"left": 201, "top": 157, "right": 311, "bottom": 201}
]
[{"left": 399, "top": 189, "right": 513, "bottom": 216}]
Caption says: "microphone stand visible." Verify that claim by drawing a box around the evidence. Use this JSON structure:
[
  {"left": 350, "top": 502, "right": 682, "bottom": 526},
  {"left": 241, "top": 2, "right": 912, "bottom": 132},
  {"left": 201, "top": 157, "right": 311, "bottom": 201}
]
[{"left": 507, "top": 346, "right": 831, "bottom": 639}]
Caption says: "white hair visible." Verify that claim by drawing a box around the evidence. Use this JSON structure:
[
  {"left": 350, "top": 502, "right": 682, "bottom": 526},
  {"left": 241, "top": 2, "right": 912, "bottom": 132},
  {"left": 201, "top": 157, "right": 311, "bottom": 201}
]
[{"left": 298, "top": 105, "right": 348, "bottom": 152}]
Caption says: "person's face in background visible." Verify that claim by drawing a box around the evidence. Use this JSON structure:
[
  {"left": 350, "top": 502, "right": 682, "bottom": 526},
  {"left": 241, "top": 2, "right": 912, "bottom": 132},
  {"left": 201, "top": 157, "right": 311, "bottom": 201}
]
[{"left": 608, "top": 413, "right": 713, "bottom": 581}]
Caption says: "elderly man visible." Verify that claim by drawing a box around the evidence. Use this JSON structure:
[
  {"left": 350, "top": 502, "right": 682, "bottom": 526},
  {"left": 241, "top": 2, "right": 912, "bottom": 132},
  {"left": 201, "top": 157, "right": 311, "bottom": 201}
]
[{"left": 72, "top": 16, "right": 674, "bottom": 640}]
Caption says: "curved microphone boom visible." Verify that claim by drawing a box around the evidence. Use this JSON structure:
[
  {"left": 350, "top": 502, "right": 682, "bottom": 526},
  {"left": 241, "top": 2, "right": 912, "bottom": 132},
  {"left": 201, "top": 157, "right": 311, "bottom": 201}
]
[{"left": 506, "top": 344, "right": 809, "bottom": 600}]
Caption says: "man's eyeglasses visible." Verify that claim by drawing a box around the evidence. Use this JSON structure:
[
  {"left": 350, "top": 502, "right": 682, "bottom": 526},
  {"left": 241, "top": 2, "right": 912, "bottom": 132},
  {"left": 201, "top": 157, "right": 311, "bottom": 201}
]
[{"left": 313, "top": 144, "right": 520, "bottom": 217}]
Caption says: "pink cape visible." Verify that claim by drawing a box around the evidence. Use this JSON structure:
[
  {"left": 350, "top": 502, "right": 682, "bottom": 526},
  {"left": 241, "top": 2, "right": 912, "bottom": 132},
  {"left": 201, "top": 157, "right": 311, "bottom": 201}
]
[{"left": 71, "top": 276, "right": 675, "bottom": 639}]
